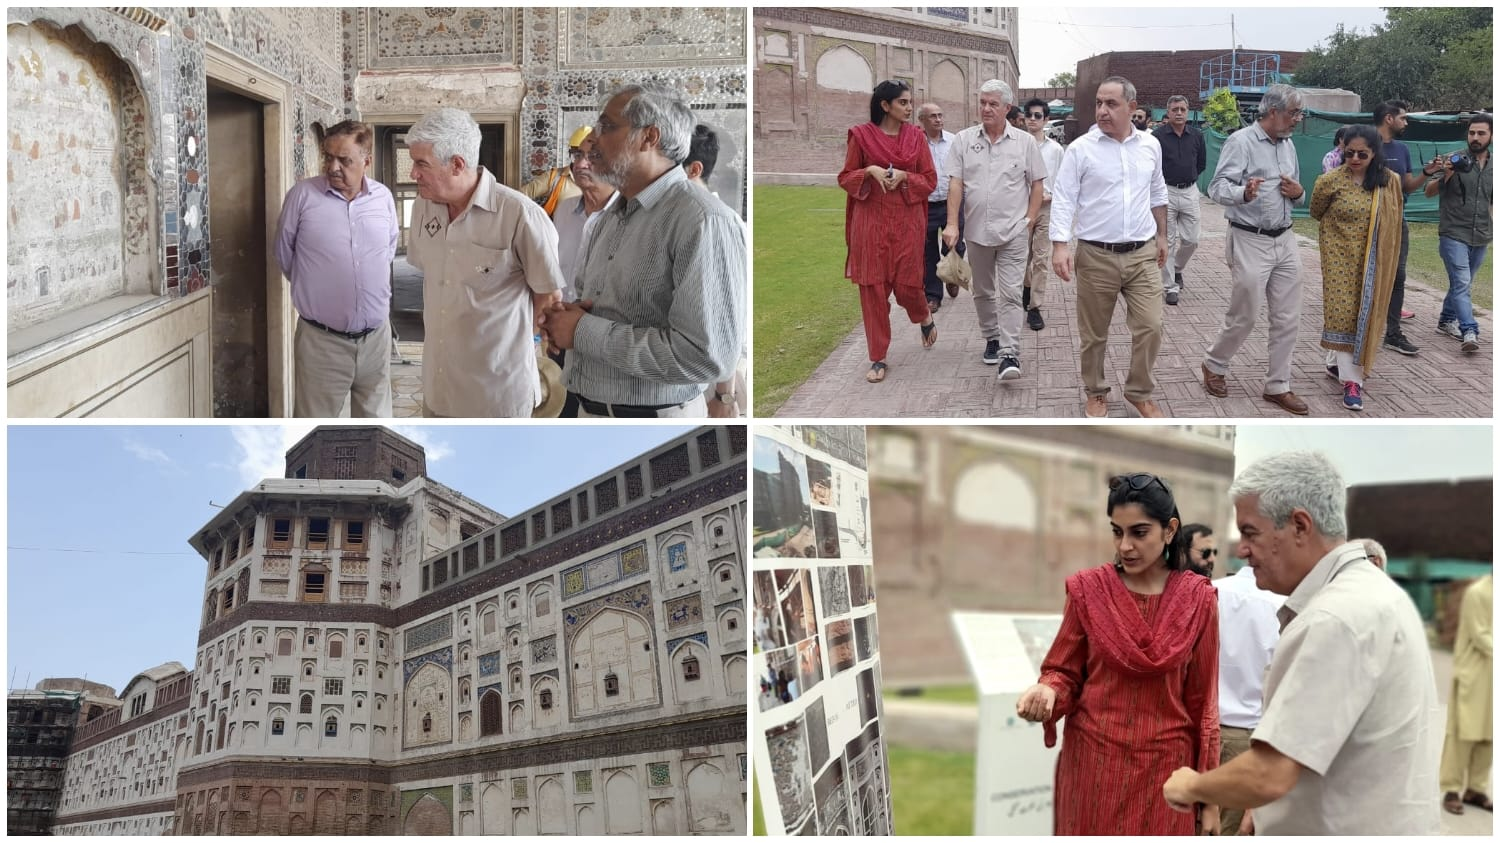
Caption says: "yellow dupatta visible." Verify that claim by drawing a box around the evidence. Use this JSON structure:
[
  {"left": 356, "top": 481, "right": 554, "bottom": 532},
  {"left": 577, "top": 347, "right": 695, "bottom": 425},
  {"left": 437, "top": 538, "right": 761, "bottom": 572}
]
[{"left": 1354, "top": 172, "right": 1405, "bottom": 370}]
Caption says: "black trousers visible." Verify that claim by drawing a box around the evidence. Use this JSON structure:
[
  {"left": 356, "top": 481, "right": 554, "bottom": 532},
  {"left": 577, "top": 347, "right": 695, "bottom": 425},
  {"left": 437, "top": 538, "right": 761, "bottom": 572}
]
[
  {"left": 1385, "top": 220, "right": 1410, "bottom": 338},
  {"left": 923, "top": 199, "right": 965, "bottom": 302}
]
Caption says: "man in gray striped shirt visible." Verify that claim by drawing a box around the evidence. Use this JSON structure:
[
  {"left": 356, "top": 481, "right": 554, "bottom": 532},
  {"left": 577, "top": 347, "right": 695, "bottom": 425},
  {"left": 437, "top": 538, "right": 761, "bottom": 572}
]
[{"left": 542, "top": 83, "right": 746, "bottom": 418}]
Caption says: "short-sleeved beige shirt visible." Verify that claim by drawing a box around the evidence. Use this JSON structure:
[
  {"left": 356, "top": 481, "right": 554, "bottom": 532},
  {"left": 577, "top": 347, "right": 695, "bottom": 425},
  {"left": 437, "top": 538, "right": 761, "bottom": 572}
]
[
  {"left": 1252, "top": 541, "right": 1442, "bottom": 835},
  {"left": 409, "top": 168, "right": 563, "bottom": 417},
  {"left": 944, "top": 122, "right": 1047, "bottom": 247}
]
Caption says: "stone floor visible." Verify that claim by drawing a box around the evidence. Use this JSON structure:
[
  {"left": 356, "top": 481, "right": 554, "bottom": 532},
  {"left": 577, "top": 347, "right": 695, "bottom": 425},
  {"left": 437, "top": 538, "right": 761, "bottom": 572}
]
[
  {"left": 390, "top": 341, "right": 423, "bottom": 418},
  {"left": 776, "top": 203, "right": 1493, "bottom": 418}
]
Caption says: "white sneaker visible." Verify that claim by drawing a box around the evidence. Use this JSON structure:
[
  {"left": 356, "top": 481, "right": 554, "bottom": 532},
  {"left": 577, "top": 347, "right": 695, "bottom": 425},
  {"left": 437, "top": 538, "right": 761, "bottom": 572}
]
[
  {"left": 1437, "top": 319, "right": 1463, "bottom": 340},
  {"left": 1462, "top": 330, "right": 1480, "bottom": 353}
]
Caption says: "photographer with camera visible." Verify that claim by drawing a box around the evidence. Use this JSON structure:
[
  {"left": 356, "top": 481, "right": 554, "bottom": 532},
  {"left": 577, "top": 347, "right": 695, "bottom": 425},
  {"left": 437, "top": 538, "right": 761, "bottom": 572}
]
[{"left": 1424, "top": 113, "right": 1492, "bottom": 354}]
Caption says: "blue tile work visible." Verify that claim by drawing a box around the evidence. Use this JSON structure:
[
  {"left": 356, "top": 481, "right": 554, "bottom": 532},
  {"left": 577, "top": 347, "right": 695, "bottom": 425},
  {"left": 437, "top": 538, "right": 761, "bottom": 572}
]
[
  {"left": 665, "top": 595, "right": 702, "bottom": 630},
  {"left": 647, "top": 761, "right": 671, "bottom": 787},
  {"left": 477, "top": 651, "right": 502, "bottom": 677},
  {"left": 561, "top": 539, "right": 647, "bottom": 601},
  {"left": 402, "top": 646, "right": 452, "bottom": 683},
  {"left": 665, "top": 631, "right": 708, "bottom": 656},
  {"left": 478, "top": 682, "right": 504, "bottom": 700},
  {"left": 667, "top": 541, "right": 689, "bottom": 572},
  {"left": 404, "top": 614, "right": 453, "bottom": 652},
  {"left": 562, "top": 582, "right": 653, "bottom": 644}
]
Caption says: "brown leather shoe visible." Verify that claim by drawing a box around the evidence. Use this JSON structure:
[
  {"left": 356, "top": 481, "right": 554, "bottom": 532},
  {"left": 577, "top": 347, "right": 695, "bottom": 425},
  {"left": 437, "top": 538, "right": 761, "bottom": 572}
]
[
  {"left": 1262, "top": 391, "right": 1309, "bottom": 415},
  {"left": 1126, "top": 397, "right": 1166, "bottom": 418},
  {"left": 1084, "top": 395, "right": 1108, "bottom": 418},
  {"left": 1202, "top": 363, "right": 1228, "bottom": 398},
  {"left": 1445, "top": 792, "right": 1465, "bottom": 815}
]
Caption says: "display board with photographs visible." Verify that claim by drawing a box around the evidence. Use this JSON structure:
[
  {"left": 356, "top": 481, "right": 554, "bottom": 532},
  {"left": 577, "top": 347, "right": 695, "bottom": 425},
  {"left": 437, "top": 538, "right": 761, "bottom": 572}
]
[{"left": 753, "top": 426, "right": 892, "bottom": 836}]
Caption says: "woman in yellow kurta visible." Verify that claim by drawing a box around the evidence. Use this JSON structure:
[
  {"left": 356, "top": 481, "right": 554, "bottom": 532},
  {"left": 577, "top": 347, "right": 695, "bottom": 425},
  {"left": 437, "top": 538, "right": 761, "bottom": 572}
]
[
  {"left": 1441, "top": 574, "right": 1492, "bottom": 814},
  {"left": 1309, "top": 124, "right": 1403, "bottom": 411}
]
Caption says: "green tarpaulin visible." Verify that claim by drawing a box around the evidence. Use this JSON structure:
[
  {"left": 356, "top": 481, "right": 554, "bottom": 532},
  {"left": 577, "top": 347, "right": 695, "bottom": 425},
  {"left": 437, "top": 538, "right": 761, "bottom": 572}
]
[{"left": 1197, "top": 110, "right": 1477, "bottom": 223}]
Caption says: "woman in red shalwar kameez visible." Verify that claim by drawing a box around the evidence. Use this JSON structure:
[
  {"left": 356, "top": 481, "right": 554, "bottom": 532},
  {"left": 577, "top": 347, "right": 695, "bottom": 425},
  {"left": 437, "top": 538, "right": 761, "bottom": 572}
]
[
  {"left": 838, "top": 80, "right": 938, "bottom": 383},
  {"left": 1017, "top": 473, "right": 1221, "bottom": 835}
]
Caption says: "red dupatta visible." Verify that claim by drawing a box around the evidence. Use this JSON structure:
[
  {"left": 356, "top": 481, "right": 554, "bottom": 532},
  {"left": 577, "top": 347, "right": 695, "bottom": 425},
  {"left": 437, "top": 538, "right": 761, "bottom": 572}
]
[
  {"left": 843, "top": 122, "right": 929, "bottom": 261},
  {"left": 1067, "top": 564, "right": 1214, "bottom": 676}
]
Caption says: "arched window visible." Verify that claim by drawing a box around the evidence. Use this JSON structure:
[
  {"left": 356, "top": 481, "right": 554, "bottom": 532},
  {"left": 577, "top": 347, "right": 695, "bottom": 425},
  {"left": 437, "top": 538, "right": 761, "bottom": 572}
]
[
  {"left": 480, "top": 691, "right": 502, "bottom": 736},
  {"left": 277, "top": 635, "right": 293, "bottom": 657},
  {"left": 328, "top": 638, "right": 343, "bottom": 659},
  {"left": 299, "top": 694, "right": 313, "bottom": 715}
]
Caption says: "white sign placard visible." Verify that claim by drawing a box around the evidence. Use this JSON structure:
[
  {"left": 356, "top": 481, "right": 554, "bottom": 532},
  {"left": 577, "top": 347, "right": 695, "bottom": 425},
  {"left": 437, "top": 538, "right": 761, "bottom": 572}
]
[{"left": 952, "top": 610, "right": 1064, "bottom": 836}]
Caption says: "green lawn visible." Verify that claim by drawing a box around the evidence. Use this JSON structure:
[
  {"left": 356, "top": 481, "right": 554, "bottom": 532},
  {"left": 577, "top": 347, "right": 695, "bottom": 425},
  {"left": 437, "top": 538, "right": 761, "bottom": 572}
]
[
  {"left": 889, "top": 745, "right": 976, "bottom": 835},
  {"left": 1292, "top": 218, "right": 1492, "bottom": 310},
  {"left": 752, "top": 185, "right": 862, "bottom": 415},
  {"left": 885, "top": 684, "right": 980, "bottom": 705}
]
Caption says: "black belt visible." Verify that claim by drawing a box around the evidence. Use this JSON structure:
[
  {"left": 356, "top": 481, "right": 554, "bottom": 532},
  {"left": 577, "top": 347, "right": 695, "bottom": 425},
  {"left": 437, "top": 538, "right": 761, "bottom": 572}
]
[
  {"left": 302, "top": 317, "right": 377, "bottom": 340},
  {"left": 1080, "top": 239, "right": 1149, "bottom": 254},
  {"left": 1169, "top": 181, "right": 1196, "bottom": 189},
  {"left": 1229, "top": 221, "right": 1291, "bottom": 238},
  {"left": 570, "top": 393, "right": 682, "bottom": 418},
  {"left": 929, "top": 197, "right": 949, "bottom": 205}
]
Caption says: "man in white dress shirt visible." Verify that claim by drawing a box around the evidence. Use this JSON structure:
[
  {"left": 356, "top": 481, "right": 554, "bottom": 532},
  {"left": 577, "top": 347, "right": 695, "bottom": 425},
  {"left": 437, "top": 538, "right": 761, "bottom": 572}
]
[
  {"left": 917, "top": 102, "right": 961, "bottom": 312},
  {"left": 406, "top": 107, "right": 565, "bottom": 417},
  {"left": 1163, "top": 451, "right": 1441, "bottom": 836},
  {"left": 1050, "top": 76, "right": 1169, "bottom": 418},
  {"left": 1211, "top": 558, "right": 1286, "bottom": 834}
]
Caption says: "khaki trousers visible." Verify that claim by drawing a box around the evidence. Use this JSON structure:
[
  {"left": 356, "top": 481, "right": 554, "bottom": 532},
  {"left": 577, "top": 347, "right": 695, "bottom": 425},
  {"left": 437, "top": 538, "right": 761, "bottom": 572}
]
[
  {"left": 968, "top": 236, "right": 1030, "bottom": 353},
  {"left": 1025, "top": 201, "right": 1052, "bottom": 300},
  {"left": 1075, "top": 240, "right": 1162, "bottom": 401},
  {"left": 1219, "top": 725, "right": 1254, "bottom": 835},
  {"left": 294, "top": 318, "right": 392, "bottom": 418},
  {"left": 1204, "top": 227, "right": 1302, "bottom": 395},
  {"left": 1163, "top": 185, "right": 1201, "bottom": 293},
  {"left": 1440, "top": 694, "right": 1493, "bottom": 795}
]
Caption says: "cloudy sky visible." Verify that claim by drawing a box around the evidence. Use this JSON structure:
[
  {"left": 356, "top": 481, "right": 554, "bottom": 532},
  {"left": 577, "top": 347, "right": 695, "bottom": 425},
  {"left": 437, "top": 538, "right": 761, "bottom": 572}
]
[
  {"left": 1018, "top": 6, "right": 1391, "bottom": 86},
  {"left": 1233, "top": 424, "right": 1492, "bottom": 487}
]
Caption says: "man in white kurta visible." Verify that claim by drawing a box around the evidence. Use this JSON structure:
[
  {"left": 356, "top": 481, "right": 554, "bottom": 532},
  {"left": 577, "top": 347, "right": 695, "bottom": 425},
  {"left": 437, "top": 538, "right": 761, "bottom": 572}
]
[
  {"left": 1441, "top": 574, "right": 1493, "bottom": 814},
  {"left": 406, "top": 108, "right": 564, "bottom": 417}
]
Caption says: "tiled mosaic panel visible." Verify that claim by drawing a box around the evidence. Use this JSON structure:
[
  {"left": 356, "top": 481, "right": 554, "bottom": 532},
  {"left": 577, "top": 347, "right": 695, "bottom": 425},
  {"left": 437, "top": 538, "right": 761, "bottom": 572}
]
[
  {"left": 666, "top": 631, "right": 708, "bottom": 656},
  {"left": 647, "top": 761, "right": 671, "bottom": 787},
  {"left": 562, "top": 540, "right": 647, "bottom": 599},
  {"left": 365, "top": 8, "right": 518, "bottom": 69},
  {"left": 667, "top": 541, "right": 689, "bottom": 572},
  {"left": 562, "top": 582, "right": 652, "bottom": 643},
  {"left": 405, "top": 614, "right": 453, "bottom": 652},
  {"left": 574, "top": 770, "right": 592, "bottom": 793},
  {"left": 477, "top": 651, "right": 502, "bottom": 677},
  {"left": 530, "top": 635, "right": 557, "bottom": 664},
  {"left": 460, "top": 783, "right": 472, "bottom": 802},
  {"left": 402, "top": 646, "right": 453, "bottom": 683},
  {"left": 621, "top": 543, "right": 648, "bottom": 576},
  {"left": 561, "top": 8, "right": 745, "bottom": 68},
  {"left": 512, "top": 778, "right": 527, "bottom": 799},
  {"left": 665, "top": 595, "right": 703, "bottom": 630}
]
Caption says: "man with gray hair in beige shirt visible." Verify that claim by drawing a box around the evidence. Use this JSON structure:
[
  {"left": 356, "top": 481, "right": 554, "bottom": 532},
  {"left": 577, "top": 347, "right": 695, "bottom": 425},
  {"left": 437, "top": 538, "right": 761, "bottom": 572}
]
[{"left": 1162, "top": 451, "right": 1441, "bottom": 835}]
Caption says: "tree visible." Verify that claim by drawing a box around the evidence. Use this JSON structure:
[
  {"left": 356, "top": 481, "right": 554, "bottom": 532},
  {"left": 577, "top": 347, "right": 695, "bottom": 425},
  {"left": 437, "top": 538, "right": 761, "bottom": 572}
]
[
  {"left": 1293, "top": 8, "right": 1492, "bottom": 109},
  {"left": 1047, "top": 71, "right": 1076, "bottom": 88},
  {"left": 1202, "top": 88, "right": 1243, "bottom": 134}
]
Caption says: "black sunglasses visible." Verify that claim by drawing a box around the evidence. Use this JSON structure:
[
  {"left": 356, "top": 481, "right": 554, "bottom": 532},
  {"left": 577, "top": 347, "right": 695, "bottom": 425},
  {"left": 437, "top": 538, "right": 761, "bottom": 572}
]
[
  {"left": 1199, "top": 547, "right": 1219, "bottom": 560},
  {"left": 1345, "top": 149, "right": 1373, "bottom": 160},
  {"left": 1109, "top": 473, "right": 1170, "bottom": 494},
  {"left": 1026, "top": 111, "right": 1046, "bottom": 119}
]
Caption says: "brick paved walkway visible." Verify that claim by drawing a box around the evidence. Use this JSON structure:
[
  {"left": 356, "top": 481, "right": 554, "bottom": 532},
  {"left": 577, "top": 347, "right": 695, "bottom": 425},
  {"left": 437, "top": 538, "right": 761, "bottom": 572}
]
[{"left": 776, "top": 202, "right": 1492, "bottom": 418}]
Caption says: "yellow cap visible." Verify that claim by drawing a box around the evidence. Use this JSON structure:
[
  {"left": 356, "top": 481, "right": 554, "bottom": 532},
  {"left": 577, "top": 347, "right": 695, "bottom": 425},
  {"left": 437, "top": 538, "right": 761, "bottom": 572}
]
[{"left": 568, "top": 125, "right": 593, "bottom": 149}]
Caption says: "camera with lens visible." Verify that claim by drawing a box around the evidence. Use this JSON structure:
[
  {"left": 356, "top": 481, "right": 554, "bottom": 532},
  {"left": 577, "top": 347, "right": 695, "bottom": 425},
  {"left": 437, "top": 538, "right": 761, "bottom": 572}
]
[{"left": 1448, "top": 152, "right": 1474, "bottom": 173}]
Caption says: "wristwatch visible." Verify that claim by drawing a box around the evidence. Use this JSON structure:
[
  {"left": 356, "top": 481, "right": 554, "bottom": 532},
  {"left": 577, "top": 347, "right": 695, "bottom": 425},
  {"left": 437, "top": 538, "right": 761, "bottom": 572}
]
[{"left": 715, "top": 390, "right": 736, "bottom": 406}]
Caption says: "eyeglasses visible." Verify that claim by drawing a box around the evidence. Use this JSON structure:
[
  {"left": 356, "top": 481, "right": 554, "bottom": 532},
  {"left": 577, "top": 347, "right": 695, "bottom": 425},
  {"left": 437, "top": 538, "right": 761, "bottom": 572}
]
[
  {"left": 1345, "top": 149, "right": 1372, "bottom": 160},
  {"left": 1108, "top": 473, "right": 1170, "bottom": 494},
  {"left": 1026, "top": 111, "right": 1046, "bottom": 119},
  {"left": 1286, "top": 108, "right": 1305, "bottom": 119},
  {"left": 569, "top": 150, "right": 588, "bottom": 161},
  {"left": 1199, "top": 548, "right": 1219, "bottom": 561}
]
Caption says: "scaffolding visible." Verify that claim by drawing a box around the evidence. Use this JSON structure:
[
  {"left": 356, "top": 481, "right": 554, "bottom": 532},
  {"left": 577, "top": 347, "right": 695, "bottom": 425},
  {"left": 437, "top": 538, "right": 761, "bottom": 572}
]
[{"left": 1198, "top": 50, "right": 1283, "bottom": 102}]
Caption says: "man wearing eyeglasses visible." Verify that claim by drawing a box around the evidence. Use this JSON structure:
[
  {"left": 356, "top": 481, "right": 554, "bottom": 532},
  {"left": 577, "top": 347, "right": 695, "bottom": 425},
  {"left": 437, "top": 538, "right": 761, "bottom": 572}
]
[
  {"left": 551, "top": 126, "right": 618, "bottom": 304},
  {"left": 1022, "top": 98, "right": 1065, "bottom": 331},
  {"left": 1181, "top": 523, "right": 1218, "bottom": 577},
  {"left": 1203, "top": 83, "right": 1309, "bottom": 415},
  {"left": 542, "top": 83, "right": 746, "bottom": 418},
  {"left": 917, "top": 102, "right": 962, "bottom": 313},
  {"left": 1152, "top": 96, "right": 1206, "bottom": 306}
]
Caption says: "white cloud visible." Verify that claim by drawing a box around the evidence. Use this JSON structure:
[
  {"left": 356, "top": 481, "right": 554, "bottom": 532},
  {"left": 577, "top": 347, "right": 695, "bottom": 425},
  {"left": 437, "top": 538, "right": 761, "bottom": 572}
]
[
  {"left": 124, "top": 438, "right": 174, "bottom": 467},
  {"left": 391, "top": 425, "right": 454, "bottom": 463},
  {"left": 232, "top": 426, "right": 316, "bottom": 488}
]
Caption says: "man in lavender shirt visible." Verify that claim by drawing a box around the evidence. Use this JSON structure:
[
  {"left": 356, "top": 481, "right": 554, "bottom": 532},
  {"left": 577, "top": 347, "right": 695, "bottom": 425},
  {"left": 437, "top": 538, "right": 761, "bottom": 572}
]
[{"left": 274, "top": 120, "right": 399, "bottom": 417}]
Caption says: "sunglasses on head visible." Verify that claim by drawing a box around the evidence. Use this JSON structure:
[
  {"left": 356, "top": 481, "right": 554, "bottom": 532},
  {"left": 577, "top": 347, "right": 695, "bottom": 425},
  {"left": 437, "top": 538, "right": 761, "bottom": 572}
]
[
  {"left": 1346, "top": 149, "right": 1372, "bottom": 160},
  {"left": 1109, "top": 473, "right": 1169, "bottom": 494}
]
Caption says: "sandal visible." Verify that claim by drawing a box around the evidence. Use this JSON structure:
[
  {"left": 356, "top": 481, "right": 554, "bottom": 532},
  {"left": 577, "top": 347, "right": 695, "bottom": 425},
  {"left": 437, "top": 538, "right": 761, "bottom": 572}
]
[
  {"left": 920, "top": 321, "right": 938, "bottom": 349},
  {"left": 1444, "top": 792, "right": 1464, "bottom": 815},
  {"left": 1463, "top": 791, "right": 1493, "bottom": 812},
  {"left": 866, "top": 362, "right": 888, "bottom": 383}
]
